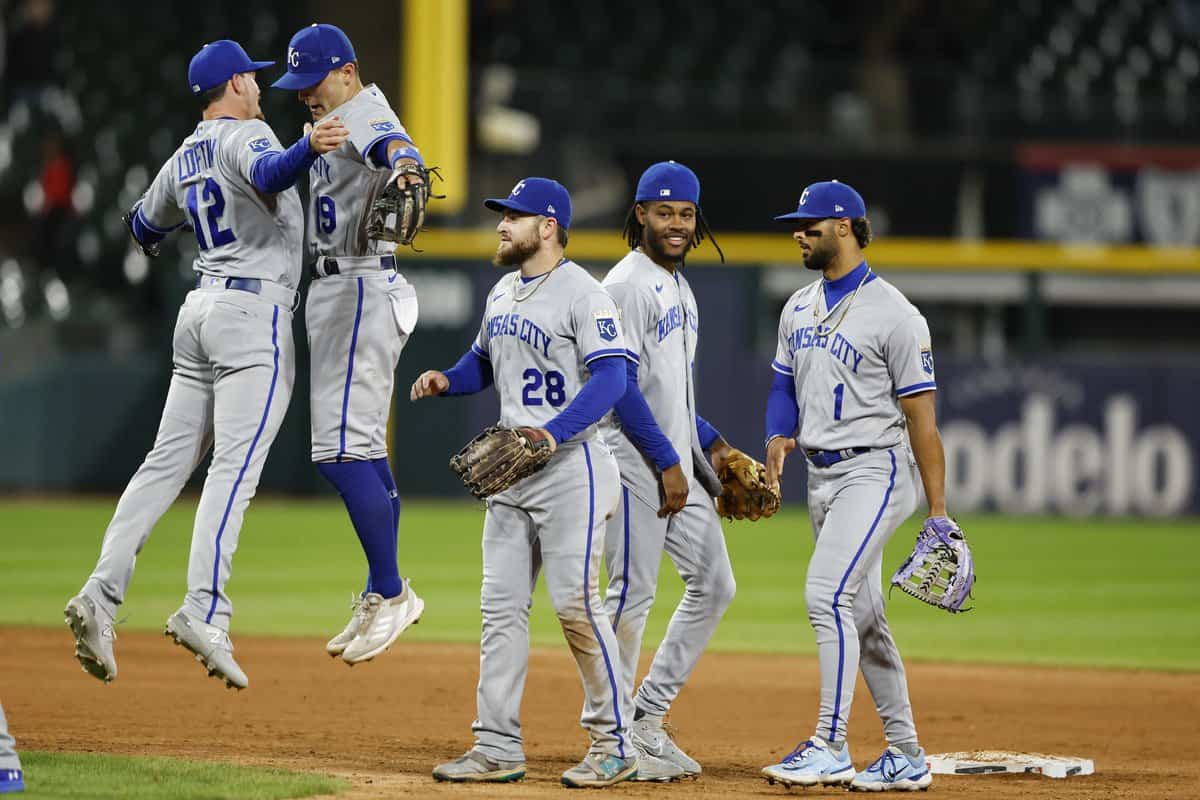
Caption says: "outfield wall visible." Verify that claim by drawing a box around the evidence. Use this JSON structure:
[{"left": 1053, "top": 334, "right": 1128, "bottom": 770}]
[{"left": 1, "top": 258, "right": 1196, "bottom": 514}]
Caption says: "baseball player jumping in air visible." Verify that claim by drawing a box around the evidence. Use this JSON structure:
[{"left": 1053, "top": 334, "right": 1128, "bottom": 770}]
[
  {"left": 760, "top": 181, "right": 949, "bottom": 791},
  {"left": 411, "top": 178, "right": 639, "bottom": 788},
  {"left": 65, "top": 40, "right": 348, "bottom": 689},
  {"left": 598, "top": 161, "right": 748, "bottom": 781},
  {"left": 272, "top": 23, "right": 429, "bottom": 665}
]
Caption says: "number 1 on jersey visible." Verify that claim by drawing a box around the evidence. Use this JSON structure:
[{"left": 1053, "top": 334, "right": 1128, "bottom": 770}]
[{"left": 833, "top": 383, "right": 845, "bottom": 421}]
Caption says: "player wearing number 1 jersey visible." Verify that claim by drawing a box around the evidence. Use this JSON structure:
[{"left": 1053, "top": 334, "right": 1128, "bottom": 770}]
[
  {"left": 760, "top": 181, "right": 943, "bottom": 791},
  {"left": 64, "top": 40, "right": 346, "bottom": 690},
  {"left": 272, "top": 24, "right": 426, "bottom": 665}
]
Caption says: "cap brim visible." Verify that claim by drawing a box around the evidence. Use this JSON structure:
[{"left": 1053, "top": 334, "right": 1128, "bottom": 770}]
[
  {"left": 271, "top": 69, "right": 328, "bottom": 90},
  {"left": 774, "top": 211, "right": 824, "bottom": 222},
  {"left": 483, "top": 198, "right": 537, "bottom": 215},
  {"left": 247, "top": 59, "right": 276, "bottom": 72}
]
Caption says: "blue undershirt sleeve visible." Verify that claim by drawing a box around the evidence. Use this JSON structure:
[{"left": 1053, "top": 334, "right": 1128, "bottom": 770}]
[
  {"left": 695, "top": 414, "right": 721, "bottom": 451},
  {"left": 765, "top": 370, "right": 799, "bottom": 446},
  {"left": 130, "top": 204, "right": 167, "bottom": 246},
  {"left": 442, "top": 347, "right": 494, "bottom": 396},
  {"left": 612, "top": 358, "right": 681, "bottom": 471},
  {"left": 543, "top": 355, "right": 626, "bottom": 445},
  {"left": 250, "top": 134, "right": 318, "bottom": 194},
  {"left": 367, "top": 133, "right": 422, "bottom": 170}
]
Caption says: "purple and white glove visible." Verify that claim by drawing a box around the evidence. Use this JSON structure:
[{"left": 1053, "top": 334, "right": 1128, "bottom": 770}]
[{"left": 890, "top": 516, "right": 975, "bottom": 613}]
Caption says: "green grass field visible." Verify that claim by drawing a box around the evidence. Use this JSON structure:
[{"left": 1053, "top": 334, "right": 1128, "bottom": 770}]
[
  {"left": 13, "top": 751, "right": 345, "bottom": 799},
  {"left": 3, "top": 497, "right": 1199, "bottom": 671}
]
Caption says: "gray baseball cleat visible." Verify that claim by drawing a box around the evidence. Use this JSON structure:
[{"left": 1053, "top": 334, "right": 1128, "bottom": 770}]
[
  {"left": 432, "top": 750, "right": 526, "bottom": 783},
  {"left": 633, "top": 716, "right": 701, "bottom": 776},
  {"left": 631, "top": 746, "right": 686, "bottom": 782},
  {"left": 163, "top": 610, "right": 248, "bottom": 690},
  {"left": 64, "top": 594, "right": 117, "bottom": 683},
  {"left": 325, "top": 592, "right": 367, "bottom": 657},
  {"left": 560, "top": 753, "right": 638, "bottom": 788}
]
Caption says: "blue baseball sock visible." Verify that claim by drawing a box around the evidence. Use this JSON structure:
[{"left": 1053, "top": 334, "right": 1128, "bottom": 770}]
[
  {"left": 316, "top": 460, "right": 402, "bottom": 599},
  {"left": 370, "top": 457, "right": 403, "bottom": 594}
]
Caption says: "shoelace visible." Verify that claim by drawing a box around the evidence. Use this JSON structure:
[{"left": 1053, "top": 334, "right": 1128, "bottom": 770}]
[
  {"left": 783, "top": 740, "right": 819, "bottom": 763},
  {"left": 868, "top": 749, "right": 910, "bottom": 780},
  {"left": 102, "top": 615, "right": 127, "bottom": 642}
]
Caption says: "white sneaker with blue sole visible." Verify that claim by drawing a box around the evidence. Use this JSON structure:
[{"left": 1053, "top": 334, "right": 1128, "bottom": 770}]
[
  {"left": 850, "top": 746, "right": 933, "bottom": 791},
  {"left": 762, "top": 737, "right": 854, "bottom": 787}
]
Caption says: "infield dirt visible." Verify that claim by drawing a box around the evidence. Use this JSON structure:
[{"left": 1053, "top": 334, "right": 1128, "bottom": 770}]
[{"left": 2, "top": 626, "right": 1194, "bottom": 798}]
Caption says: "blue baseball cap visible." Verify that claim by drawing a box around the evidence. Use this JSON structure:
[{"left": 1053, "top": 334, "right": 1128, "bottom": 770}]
[
  {"left": 635, "top": 160, "right": 700, "bottom": 205},
  {"left": 484, "top": 177, "right": 573, "bottom": 230},
  {"left": 188, "top": 40, "right": 274, "bottom": 95},
  {"left": 774, "top": 180, "right": 866, "bottom": 222},
  {"left": 272, "top": 24, "right": 357, "bottom": 90}
]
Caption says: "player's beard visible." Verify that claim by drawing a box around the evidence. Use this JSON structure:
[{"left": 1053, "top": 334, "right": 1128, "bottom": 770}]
[
  {"left": 642, "top": 226, "right": 692, "bottom": 267},
  {"left": 493, "top": 230, "right": 540, "bottom": 267},
  {"left": 803, "top": 240, "right": 834, "bottom": 271}
]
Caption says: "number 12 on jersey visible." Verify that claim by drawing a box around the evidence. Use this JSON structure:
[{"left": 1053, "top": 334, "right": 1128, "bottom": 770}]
[{"left": 185, "top": 178, "right": 236, "bottom": 251}]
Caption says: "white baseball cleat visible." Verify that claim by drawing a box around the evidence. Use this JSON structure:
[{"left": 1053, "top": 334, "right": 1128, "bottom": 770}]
[
  {"left": 164, "top": 610, "right": 248, "bottom": 690},
  {"left": 632, "top": 715, "right": 701, "bottom": 777},
  {"left": 762, "top": 737, "right": 854, "bottom": 787},
  {"left": 325, "top": 592, "right": 367, "bottom": 657},
  {"left": 340, "top": 582, "right": 424, "bottom": 664},
  {"left": 850, "top": 746, "right": 933, "bottom": 791}
]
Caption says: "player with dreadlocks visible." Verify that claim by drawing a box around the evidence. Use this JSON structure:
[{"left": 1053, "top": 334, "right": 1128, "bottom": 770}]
[{"left": 594, "top": 161, "right": 751, "bottom": 781}]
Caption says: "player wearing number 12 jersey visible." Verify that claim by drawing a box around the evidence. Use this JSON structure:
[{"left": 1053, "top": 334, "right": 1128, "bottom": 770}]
[{"left": 65, "top": 39, "right": 346, "bottom": 689}]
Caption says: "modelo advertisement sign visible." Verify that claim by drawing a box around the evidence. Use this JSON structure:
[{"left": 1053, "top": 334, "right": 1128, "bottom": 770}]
[{"left": 936, "top": 360, "right": 1197, "bottom": 516}]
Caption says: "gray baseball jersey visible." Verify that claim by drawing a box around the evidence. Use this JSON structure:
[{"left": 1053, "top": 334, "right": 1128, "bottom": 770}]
[
  {"left": 473, "top": 261, "right": 625, "bottom": 444},
  {"left": 771, "top": 264, "right": 933, "bottom": 748},
  {"left": 305, "top": 84, "right": 419, "bottom": 462},
  {"left": 466, "top": 261, "right": 634, "bottom": 761},
  {"left": 307, "top": 84, "right": 406, "bottom": 262},
  {"left": 597, "top": 250, "right": 735, "bottom": 721},
  {"left": 80, "top": 117, "right": 301, "bottom": 636},
  {"left": 140, "top": 118, "right": 304, "bottom": 289},
  {"left": 772, "top": 272, "right": 935, "bottom": 451}
]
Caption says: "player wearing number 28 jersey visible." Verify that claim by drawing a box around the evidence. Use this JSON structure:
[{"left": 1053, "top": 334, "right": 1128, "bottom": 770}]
[{"left": 65, "top": 40, "right": 347, "bottom": 690}]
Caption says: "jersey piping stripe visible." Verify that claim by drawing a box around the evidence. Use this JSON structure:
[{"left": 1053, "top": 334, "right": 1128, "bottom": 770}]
[
  {"left": 623, "top": 349, "right": 641, "bottom": 363},
  {"left": 583, "top": 348, "right": 626, "bottom": 364},
  {"left": 470, "top": 342, "right": 490, "bottom": 360},
  {"left": 582, "top": 442, "right": 626, "bottom": 759},
  {"left": 895, "top": 381, "right": 937, "bottom": 397},
  {"left": 337, "top": 278, "right": 366, "bottom": 462},
  {"left": 612, "top": 486, "right": 632, "bottom": 630},
  {"left": 771, "top": 360, "right": 794, "bottom": 375},
  {"left": 206, "top": 305, "right": 281, "bottom": 624},
  {"left": 136, "top": 204, "right": 183, "bottom": 234},
  {"left": 360, "top": 131, "right": 414, "bottom": 164},
  {"left": 828, "top": 448, "right": 896, "bottom": 743}
]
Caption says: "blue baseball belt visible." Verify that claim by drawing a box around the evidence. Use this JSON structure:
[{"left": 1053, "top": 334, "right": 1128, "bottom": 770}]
[
  {"left": 195, "top": 274, "right": 298, "bottom": 309},
  {"left": 805, "top": 447, "right": 872, "bottom": 468}
]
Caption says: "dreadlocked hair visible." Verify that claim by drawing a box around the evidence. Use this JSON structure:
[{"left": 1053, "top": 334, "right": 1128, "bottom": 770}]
[{"left": 622, "top": 203, "right": 726, "bottom": 263}]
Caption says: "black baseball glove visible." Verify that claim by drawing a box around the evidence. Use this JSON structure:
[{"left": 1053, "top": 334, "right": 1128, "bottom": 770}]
[
  {"left": 365, "top": 164, "right": 443, "bottom": 247},
  {"left": 121, "top": 207, "right": 161, "bottom": 258}
]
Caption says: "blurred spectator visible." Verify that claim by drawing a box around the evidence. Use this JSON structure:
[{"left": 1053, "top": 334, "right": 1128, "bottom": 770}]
[
  {"left": 32, "top": 127, "right": 73, "bottom": 281},
  {"left": 6, "top": 0, "right": 58, "bottom": 106}
]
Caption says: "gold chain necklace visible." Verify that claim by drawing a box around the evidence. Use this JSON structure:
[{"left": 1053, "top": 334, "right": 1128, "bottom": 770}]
[
  {"left": 813, "top": 267, "right": 872, "bottom": 336},
  {"left": 512, "top": 258, "right": 567, "bottom": 303}
]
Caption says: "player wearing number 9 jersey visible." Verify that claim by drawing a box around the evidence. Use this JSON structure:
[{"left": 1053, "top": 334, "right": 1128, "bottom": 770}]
[
  {"left": 413, "top": 178, "right": 639, "bottom": 787},
  {"left": 64, "top": 40, "right": 347, "bottom": 690},
  {"left": 272, "top": 24, "right": 427, "bottom": 665}
]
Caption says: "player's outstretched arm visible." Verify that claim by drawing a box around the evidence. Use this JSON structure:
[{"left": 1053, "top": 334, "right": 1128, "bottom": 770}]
[
  {"left": 763, "top": 370, "right": 799, "bottom": 491},
  {"left": 899, "top": 391, "right": 948, "bottom": 517},
  {"left": 305, "top": 118, "right": 349, "bottom": 155},
  {"left": 410, "top": 370, "right": 449, "bottom": 400},
  {"left": 413, "top": 346, "right": 495, "bottom": 400}
]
